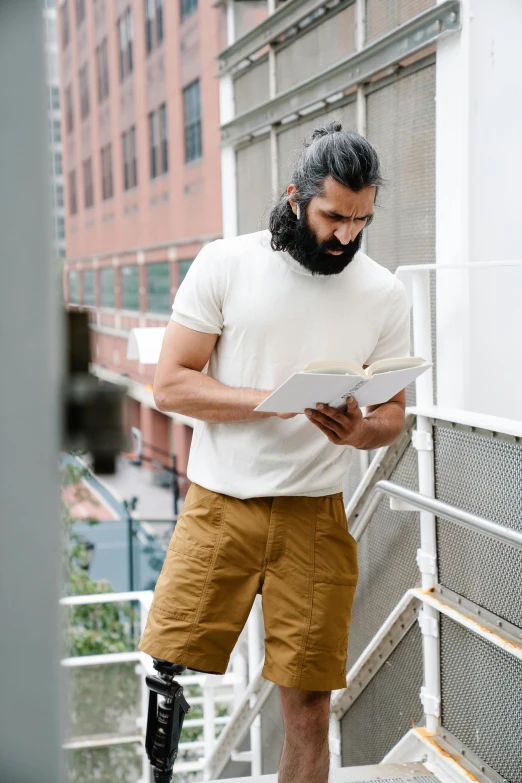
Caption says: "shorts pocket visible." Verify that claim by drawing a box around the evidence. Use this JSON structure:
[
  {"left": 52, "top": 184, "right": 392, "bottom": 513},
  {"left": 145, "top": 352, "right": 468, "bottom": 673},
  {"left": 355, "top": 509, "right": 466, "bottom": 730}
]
[
  {"left": 151, "top": 490, "right": 226, "bottom": 621},
  {"left": 307, "top": 579, "right": 357, "bottom": 652},
  {"left": 314, "top": 496, "right": 358, "bottom": 582}
]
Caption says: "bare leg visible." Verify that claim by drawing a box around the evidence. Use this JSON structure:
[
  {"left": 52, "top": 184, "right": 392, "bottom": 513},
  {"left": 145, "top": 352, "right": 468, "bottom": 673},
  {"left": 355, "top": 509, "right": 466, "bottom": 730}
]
[{"left": 278, "top": 685, "right": 331, "bottom": 783}]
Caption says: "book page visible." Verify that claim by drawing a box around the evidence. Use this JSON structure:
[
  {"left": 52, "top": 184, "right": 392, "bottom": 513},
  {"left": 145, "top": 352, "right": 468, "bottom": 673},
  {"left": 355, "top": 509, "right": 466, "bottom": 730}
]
[
  {"left": 303, "top": 359, "right": 365, "bottom": 377},
  {"left": 255, "top": 373, "right": 365, "bottom": 413},
  {"left": 367, "top": 356, "right": 426, "bottom": 376},
  {"left": 354, "top": 364, "right": 431, "bottom": 407}
]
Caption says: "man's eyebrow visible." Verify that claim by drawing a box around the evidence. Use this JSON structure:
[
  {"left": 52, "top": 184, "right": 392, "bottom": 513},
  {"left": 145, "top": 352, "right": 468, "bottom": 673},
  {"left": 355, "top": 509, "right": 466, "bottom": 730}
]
[{"left": 324, "top": 209, "right": 374, "bottom": 220}]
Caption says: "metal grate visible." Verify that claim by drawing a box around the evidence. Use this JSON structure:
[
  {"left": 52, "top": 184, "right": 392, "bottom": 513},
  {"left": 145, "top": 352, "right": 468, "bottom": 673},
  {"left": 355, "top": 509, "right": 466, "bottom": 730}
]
[
  {"left": 276, "top": 101, "right": 357, "bottom": 193},
  {"left": 261, "top": 685, "right": 284, "bottom": 774},
  {"left": 65, "top": 742, "right": 143, "bottom": 782},
  {"left": 234, "top": 57, "right": 270, "bottom": 116},
  {"left": 347, "top": 444, "right": 419, "bottom": 668},
  {"left": 440, "top": 615, "right": 522, "bottom": 783},
  {"left": 275, "top": 3, "right": 356, "bottom": 95},
  {"left": 365, "top": 0, "right": 436, "bottom": 43},
  {"left": 341, "top": 623, "right": 424, "bottom": 766},
  {"left": 236, "top": 136, "right": 273, "bottom": 234},
  {"left": 435, "top": 425, "right": 522, "bottom": 628}
]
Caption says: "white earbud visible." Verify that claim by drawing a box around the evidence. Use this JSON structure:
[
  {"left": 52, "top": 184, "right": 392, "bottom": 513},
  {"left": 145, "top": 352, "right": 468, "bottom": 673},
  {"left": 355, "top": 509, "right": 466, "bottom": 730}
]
[{"left": 296, "top": 204, "right": 301, "bottom": 220}]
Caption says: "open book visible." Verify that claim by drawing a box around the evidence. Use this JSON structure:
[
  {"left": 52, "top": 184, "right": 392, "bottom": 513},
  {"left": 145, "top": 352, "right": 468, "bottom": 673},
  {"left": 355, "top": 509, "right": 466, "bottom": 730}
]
[{"left": 254, "top": 356, "right": 430, "bottom": 413}]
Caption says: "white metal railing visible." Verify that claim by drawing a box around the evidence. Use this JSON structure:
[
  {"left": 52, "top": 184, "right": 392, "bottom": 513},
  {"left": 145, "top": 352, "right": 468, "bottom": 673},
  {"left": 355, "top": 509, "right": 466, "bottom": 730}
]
[{"left": 60, "top": 590, "right": 251, "bottom": 782}]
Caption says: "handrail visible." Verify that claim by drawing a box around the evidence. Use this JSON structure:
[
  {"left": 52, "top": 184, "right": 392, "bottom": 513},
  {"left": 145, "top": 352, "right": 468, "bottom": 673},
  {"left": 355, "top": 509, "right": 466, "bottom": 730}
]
[{"left": 352, "top": 480, "right": 522, "bottom": 550}]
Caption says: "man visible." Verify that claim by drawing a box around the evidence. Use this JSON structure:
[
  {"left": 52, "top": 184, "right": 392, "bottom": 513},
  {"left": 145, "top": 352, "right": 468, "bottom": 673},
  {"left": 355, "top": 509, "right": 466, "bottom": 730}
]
[{"left": 139, "top": 122, "right": 411, "bottom": 782}]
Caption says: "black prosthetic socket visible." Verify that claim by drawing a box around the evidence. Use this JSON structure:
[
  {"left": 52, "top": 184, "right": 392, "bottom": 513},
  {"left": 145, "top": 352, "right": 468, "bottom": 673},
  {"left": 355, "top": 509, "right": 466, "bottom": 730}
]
[{"left": 145, "top": 659, "right": 191, "bottom": 782}]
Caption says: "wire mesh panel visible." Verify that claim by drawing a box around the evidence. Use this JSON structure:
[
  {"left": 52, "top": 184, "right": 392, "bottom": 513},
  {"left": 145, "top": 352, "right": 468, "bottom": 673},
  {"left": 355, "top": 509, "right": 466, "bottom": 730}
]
[
  {"left": 366, "top": 64, "right": 435, "bottom": 272},
  {"left": 261, "top": 685, "right": 285, "bottom": 773},
  {"left": 66, "top": 742, "right": 143, "bottom": 782},
  {"left": 64, "top": 662, "right": 141, "bottom": 742},
  {"left": 434, "top": 425, "right": 522, "bottom": 628},
  {"left": 236, "top": 136, "right": 273, "bottom": 234},
  {"left": 347, "top": 444, "right": 419, "bottom": 668},
  {"left": 234, "top": 57, "right": 270, "bottom": 116},
  {"left": 276, "top": 101, "right": 357, "bottom": 192},
  {"left": 275, "top": 3, "right": 356, "bottom": 95},
  {"left": 341, "top": 623, "right": 424, "bottom": 765},
  {"left": 365, "top": 0, "right": 435, "bottom": 43},
  {"left": 440, "top": 615, "right": 522, "bottom": 783}
]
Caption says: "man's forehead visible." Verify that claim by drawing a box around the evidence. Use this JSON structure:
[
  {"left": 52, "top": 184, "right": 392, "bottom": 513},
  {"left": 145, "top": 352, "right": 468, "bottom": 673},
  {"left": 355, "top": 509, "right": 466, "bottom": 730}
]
[{"left": 317, "top": 178, "right": 376, "bottom": 211}]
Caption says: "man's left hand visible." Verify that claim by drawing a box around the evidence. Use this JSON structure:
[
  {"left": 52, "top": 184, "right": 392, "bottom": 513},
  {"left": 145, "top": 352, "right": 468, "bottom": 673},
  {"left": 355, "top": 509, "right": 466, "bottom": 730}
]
[{"left": 305, "top": 397, "right": 368, "bottom": 448}]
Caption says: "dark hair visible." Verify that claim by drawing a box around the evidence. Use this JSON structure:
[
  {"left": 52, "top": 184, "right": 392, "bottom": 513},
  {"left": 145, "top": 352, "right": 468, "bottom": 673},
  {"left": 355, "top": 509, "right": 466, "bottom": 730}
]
[{"left": 269, "top": 121, "right": 382, "bottom": 252}]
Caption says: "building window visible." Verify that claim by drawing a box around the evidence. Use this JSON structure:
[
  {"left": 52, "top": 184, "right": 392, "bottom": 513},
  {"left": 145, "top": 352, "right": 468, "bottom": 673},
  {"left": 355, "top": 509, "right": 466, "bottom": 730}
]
[
  {"left": 83, "top": 157, "right": 94, "bottom": 208},
  {"left": 121, "top": 265, "right": 140, "bottom": 310},
  {"left": 183, "top": 80, "right": 202, "bottom": 163},
  {"left": 68, "top": 170, "right": 77, "bottom": 215},
  {"left": 69, "top": 270, "right": 79, "bottom": 304},
  {"left": 145, "top": 0, "right": 154, "bottom": 55},
  {"left": 79, "top": 63, "right": 90, "bottom": 120},
  {"left": 100, "top": 268, "right": 115, "bottom": 308},
  {"left": 55, "top": 151, "right": 63, "bottom": 175},
  {"left": 118, "top": 8, "right": 134, "bottom": 82},
  {"left": 146, "top": 262, "right": 171, "bottom": 313},
  {"left": 96, "top": 38, "right": 110, "bottom": 103},
  {"left": 61, "top": 0, "right": 70, "bottom": 47},
  {"left": 100, "top": 144, "right": 113, "bottom": 201},
  {"left": 123, "top": 125, "right": 138, "bottom": 190},
  {"left": 181, "top": 0, "right": 198, "bottom": 20},
  {"left": 56, "top": 217, "right": 65, "bottom": 241},
  {"left": 50, "top": 85, "right": 60, "bottom": 112},
  {"left": 159, "top": 103, "right": 168, "bottom": 174},
  {"left": 55, "top": 184, "right": 64, "bottom": 209},
  {"left": 52, "top": 118, "right": 62, "bottom": 143},
  {"left": 65, "top": 84, "right": 74, "bottom": 133},
  {"left": 178, "top": 259, "right": 193, "bottom": 282},
  {"left": 83, "top": 269, "right": 95, "bottom": 307},
  {"left": 75, "top": 0, "right": 86, "bottom": 26},
  {"left": 126, "top": 8, "right": 134, "bottom": 73},
  {"left": 156, "top": 0, "right": 164, "bottom": 43},
  {"left": 149, "top": 110, "right": 158, "bottom": 179}
]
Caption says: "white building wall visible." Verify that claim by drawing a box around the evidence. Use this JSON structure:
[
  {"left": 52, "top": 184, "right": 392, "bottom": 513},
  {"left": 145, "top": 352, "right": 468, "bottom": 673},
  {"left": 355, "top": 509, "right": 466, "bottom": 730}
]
[{"left": 436, "top": 0, "right": 522, "bottom": 420}]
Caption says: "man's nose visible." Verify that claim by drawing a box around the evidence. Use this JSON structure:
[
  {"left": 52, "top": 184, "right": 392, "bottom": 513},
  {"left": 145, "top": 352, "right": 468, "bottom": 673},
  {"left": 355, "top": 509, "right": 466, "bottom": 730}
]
[{"left": 334, "top": 221, "right": 356, "bottom": 245}]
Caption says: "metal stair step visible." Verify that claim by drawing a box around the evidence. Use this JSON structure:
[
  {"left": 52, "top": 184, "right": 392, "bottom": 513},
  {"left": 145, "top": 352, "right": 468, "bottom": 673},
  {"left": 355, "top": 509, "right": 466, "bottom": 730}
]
[{"left": 211, "top": 761, "right": 439, "bottom": 782}]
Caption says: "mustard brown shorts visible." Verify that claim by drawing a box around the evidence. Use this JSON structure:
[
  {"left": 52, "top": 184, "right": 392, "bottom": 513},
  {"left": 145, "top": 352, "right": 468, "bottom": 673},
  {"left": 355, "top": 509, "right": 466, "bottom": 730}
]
[{"left": 139, "top": 482, "right": 358, "bottom": 691}]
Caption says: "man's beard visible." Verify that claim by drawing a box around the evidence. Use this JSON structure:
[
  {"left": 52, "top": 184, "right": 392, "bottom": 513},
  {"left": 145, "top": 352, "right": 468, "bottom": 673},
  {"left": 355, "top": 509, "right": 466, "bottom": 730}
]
[{"left": 291, "top": 210, "right": 363, "bottom": 276}]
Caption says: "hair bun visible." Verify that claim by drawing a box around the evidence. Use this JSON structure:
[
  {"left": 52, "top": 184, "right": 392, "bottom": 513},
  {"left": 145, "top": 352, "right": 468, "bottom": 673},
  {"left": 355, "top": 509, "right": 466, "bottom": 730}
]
[{"left": 310, "top": 121, "right": 343, "bottom": 142}]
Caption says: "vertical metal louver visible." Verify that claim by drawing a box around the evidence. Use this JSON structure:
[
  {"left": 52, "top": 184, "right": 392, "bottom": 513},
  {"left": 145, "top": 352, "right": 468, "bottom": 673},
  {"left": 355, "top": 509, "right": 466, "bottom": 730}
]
[
  {"left": 236, "top": 136, "right": 273, "bottom": 234},
  {"left": 365, "top": 0, "right": 436, "bottom": 43},
  {"left": 275, "top": 3, "right": 356, "bottom": 94}
]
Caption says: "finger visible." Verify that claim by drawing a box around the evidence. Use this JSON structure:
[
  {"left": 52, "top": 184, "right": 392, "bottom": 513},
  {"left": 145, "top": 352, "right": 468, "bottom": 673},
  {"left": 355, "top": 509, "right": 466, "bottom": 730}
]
[
  {"left": 307, "top": 416, "right": 342, "bottom": 444},
  {"left": 315, "top": 402, "right": 345, "bottom": 421},
  {"left": 305, "top": 408, "right": 344, "bottom": 436},
  {"left": 345, "top": 396, "right": 360, "bottom": 413}
]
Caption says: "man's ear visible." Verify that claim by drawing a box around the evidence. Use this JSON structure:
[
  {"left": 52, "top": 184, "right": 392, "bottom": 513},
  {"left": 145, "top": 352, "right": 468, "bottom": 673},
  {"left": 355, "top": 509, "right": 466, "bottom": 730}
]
[{"left": 287, "top": 184, "right": 299, "bottom": 217}]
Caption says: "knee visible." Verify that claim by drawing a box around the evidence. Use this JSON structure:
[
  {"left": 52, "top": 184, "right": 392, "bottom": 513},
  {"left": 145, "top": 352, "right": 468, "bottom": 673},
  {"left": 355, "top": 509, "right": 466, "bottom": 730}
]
[{"left": 281, "top": 690, "right": 331, "bottom": 743}]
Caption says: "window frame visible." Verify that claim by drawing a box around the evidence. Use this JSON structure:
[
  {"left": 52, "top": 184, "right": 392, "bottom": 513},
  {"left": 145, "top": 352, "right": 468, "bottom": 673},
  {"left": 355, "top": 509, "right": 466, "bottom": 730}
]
[
  {"left": 159, "top": 103, "right": 168, "bottom": 175},
  {"left": 83, "top": 268, "right": 96, "bottom": 307},
  {"left": 183, "top": 80, "right": 202, "bottom": 163},
  {"left": 121, "top": 265, "right": 140, "bottom": 311},
  {"left": 149, "top": 110, "right": 158, "bottom": 179},
  {"left": 100, "top": 267, "right": 116, "bottom": 308},
  {"left": 83, "top": 157, "right": 94, "bottom": 209},
  {"left": 68, "top": 170, "right": 77, "bottom": 215},
  {"left": 146, "top": 261, "right": 171, "bottom": 314}
]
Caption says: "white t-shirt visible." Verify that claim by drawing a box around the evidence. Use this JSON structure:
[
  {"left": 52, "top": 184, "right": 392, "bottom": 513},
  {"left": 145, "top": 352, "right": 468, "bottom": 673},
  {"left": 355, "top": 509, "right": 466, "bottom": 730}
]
[{"left": 172, "top": 229, "right": 411, "bottom": 499}]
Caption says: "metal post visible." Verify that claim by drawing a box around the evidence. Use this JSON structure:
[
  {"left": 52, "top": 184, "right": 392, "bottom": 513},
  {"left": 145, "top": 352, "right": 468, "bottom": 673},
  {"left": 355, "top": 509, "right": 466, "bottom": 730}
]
[
  {"left": 411, "top": 270, "right": 440, "bottom": 734},
  {"left": 0, "top": 2, "right": 64, "bottom": 780},
  {"left": 248, "top": 597, "right": 263, "bottom": 775}
]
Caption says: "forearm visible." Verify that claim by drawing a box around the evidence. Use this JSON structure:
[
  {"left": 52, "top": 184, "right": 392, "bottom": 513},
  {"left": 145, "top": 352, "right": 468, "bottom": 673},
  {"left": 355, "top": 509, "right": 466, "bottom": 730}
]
[
  {"left": 357, "top": 401, "right": 406, "bottom": 449},
  {"left": 154, "top": 367, "right": 273, "bottom": 423}
]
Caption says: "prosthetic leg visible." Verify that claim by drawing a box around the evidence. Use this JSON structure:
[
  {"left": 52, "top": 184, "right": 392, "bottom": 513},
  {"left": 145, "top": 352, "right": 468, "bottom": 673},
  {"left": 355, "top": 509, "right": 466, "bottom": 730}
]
[{"left": 145, "top": 659, "right": 191, "bottom": 781}]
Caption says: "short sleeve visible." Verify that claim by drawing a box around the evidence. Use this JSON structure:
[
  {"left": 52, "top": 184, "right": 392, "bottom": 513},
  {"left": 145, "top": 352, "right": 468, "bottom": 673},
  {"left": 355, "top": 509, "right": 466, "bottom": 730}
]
[
  {"left": 171, "top": 241, "right": 224, "bottom": 335},
  {"left": 365, "top": 276, "right": 411, "bottom": 365}
]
